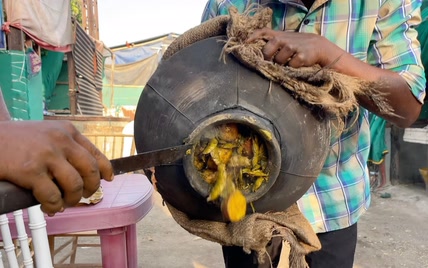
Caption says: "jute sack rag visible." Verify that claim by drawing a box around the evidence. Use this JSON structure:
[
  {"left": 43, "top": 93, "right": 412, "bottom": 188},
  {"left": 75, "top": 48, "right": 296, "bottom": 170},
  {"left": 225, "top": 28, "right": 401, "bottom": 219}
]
[
  {"left": 163, "top": 6, "right": 396, "bottom": 132},
  {"left": 166, "top": 202, "right": 320, "bottom": 268}
]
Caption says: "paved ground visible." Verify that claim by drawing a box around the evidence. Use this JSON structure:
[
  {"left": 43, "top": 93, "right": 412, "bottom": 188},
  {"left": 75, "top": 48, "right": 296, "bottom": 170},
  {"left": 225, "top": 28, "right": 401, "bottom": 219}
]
[
  {"left": 61, "top": 181, "right": 428, "bottom": 268},
  {"left": 354, "top": 183, "right": 428, "bottom": 268}
]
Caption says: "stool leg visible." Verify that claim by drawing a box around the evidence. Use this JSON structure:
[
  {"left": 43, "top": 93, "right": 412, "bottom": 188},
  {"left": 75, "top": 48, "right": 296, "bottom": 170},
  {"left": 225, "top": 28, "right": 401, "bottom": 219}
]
[
  {"left": 126, "top": 224, "right": 138, "bottom": 268},
  {"left": 48, "top": 235, "right": 55, "bottom": 263},
  {"left": 98, "top": 227, "right": 128, "bottom": 268}
]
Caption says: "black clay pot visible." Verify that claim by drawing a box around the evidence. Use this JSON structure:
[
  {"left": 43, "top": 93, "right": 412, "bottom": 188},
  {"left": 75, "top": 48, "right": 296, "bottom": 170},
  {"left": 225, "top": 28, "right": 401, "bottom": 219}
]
[{"left": 134, "top": 36, "right": 331, "bottom": 222}]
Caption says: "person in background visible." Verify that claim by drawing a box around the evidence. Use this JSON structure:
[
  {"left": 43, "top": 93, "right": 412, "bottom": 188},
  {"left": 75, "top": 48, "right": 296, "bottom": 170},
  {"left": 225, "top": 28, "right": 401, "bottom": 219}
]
[
  {"left": 367, "top": 113, "right": 389, "bottom": 190},
  {"left": 202, "top": 0, "right": 426, "bottom": 267},
  {"left": 0, "top": 88, "right": 114, "bottom": 216}
]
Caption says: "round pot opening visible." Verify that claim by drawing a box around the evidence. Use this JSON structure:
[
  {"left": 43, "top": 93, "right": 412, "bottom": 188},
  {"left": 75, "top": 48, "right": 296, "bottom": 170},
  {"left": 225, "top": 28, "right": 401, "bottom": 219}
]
[{"left": 183, "top": 111, "right": 281, "bottom": 205}]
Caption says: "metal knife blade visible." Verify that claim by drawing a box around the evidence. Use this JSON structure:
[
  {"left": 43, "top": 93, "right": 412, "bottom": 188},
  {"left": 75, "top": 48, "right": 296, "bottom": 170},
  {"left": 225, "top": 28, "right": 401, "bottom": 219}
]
[{"left": 111, "top": 143, "right": 192, "bottom": 175}]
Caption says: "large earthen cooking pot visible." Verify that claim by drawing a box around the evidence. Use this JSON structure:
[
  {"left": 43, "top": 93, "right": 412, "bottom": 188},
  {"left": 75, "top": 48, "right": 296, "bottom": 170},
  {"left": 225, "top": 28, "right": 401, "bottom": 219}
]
[{"left": 134, "top": 36, "right": 331, "bottom": 222}]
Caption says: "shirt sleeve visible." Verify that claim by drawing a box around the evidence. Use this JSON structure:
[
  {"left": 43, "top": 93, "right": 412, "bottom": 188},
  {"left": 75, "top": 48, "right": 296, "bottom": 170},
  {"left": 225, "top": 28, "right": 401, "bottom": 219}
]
[
  {"left": 201, "top": 0, "right": 220, "bottom": 23},
  {"left": 201, "top": 0, "right": 251, "bottom": 23},
  {"left": 368, "top": 0, "right": 426, "bottom": 103}
]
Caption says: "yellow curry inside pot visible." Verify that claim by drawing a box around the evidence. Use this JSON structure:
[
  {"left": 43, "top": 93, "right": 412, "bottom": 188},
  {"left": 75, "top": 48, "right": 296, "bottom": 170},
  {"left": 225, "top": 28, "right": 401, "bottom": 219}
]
[{"left": 193, "top": 123, "right": 269, "bottom": 222}]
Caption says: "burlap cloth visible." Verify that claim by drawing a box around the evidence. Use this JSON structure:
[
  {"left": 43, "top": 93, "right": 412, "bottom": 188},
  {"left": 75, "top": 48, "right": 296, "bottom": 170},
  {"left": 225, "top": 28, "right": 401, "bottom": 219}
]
[
  {"left": 166, "top": 202, "right": 320, "bottom": 267},
  {"left": 158, "top": 6, "right": 395, "bottom": 267}
]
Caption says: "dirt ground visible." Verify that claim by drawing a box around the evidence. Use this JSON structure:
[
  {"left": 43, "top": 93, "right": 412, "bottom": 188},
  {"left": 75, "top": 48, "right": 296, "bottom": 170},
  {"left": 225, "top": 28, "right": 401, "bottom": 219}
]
[
  {"left": 354, "top": 183, "right": 428, "bottom": 268},
  {"left": 67, "top": 181, "right": 428, "bottom": 268}
]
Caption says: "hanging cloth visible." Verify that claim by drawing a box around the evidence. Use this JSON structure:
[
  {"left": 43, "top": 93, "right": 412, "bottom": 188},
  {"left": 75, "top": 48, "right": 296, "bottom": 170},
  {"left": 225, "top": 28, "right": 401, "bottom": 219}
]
[{"left": 3, "top": 0, "right": 73, "bottom": 52}]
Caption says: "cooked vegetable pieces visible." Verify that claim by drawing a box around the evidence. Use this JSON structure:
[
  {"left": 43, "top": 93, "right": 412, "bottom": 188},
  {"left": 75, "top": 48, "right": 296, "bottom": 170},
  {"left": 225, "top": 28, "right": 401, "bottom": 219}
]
[
  {"left": 222, "top": 189, "right": 247, "bottom": 222},
  {"left": 193, "top": 123, "right": 270, "bottom": 222}
]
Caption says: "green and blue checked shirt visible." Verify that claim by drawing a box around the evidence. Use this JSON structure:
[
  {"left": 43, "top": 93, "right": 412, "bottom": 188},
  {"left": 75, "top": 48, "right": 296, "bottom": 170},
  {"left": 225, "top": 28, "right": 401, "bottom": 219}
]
[{"left": 202, "top": 0, "right": 426, "bottom": 233}]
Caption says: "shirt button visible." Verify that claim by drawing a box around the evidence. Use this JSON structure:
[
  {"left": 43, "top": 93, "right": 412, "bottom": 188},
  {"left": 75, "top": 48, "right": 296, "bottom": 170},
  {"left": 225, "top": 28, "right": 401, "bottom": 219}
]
[{"left": 303, "top": 19, "right": 310, "bottom": 25}]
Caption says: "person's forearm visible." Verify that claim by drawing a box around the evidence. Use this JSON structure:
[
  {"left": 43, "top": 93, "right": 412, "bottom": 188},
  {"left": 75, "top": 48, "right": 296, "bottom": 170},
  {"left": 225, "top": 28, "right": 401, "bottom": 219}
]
[
  {"left": 0, "top": 89, "right": 11, "bottom": 121},
  {"left": 323, "top": 46, "right": 421, "bottom": 128}
]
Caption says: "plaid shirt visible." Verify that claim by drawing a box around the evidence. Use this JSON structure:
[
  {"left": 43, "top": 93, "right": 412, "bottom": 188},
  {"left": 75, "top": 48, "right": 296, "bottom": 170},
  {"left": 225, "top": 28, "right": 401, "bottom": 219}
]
[{"left": 202, "top": 0, "right": 426, "bottom": 233}]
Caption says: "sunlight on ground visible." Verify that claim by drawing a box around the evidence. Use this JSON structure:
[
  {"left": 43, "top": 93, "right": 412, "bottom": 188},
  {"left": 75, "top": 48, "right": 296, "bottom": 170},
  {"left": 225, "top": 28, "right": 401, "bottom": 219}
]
[{"left": 193, "top": 261, "right": 209, "bottom": 268}]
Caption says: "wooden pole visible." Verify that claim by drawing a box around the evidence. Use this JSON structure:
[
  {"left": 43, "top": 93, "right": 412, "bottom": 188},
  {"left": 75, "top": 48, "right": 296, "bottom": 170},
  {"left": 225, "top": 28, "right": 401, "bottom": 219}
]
[
  {"left": 7, "top": 27, "right": 25, "bottom": 51},
  {"left": 93, "top": 0, "right": 99, "bottom": 40},
  {"left": 81, "top": 0, "right": 88, "bottom": 32},
  {"left": 110, "top": 54, "right": 115, "bottom": 111},
  {"left": 67, "top": 52, "right": 77, "bottom": 115},
  {"left": 80, "top": 0, "right": 99, "bottom": 39},
  {"left": 87, "top": 0, "right": 95, "bottom": 38}
]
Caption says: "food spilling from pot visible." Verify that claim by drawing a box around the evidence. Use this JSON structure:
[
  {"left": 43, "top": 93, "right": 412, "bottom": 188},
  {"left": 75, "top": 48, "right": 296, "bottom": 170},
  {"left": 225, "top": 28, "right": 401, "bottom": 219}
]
[{"left": 192, "top": 123, "right": 270, "bottom": 222}]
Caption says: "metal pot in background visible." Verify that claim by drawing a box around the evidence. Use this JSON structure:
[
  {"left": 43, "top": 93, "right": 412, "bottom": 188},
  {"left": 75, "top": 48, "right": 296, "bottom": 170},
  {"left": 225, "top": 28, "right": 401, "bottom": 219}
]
[{"left": 134, "top": 36, "right": 331, "bottom": 222}]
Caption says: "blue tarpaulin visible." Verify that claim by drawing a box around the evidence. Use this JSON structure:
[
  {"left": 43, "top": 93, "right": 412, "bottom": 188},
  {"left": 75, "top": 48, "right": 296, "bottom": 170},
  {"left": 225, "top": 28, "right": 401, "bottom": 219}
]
[
  {"left": 112, "top": 46, "right": 155, "bottom": 65},
  {"left": 105, "top": 40, "right": 165, "bottom": 65}
]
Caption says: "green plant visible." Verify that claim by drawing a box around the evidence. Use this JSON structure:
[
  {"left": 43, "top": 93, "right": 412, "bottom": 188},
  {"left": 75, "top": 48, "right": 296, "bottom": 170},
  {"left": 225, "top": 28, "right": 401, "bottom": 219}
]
[{"left": 71, "top": 0, "right": 82, "bottom": 24}]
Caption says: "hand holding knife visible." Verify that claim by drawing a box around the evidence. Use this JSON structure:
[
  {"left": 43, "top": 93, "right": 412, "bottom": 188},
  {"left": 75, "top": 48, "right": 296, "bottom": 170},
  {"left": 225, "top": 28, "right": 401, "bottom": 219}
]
[{"left": 0, "top": 144, "right": 192, "bottom": 214}]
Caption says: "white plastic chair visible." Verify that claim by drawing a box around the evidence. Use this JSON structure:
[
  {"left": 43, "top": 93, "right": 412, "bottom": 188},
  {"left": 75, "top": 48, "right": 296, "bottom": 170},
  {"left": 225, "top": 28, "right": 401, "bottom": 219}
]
[{"left": 0, "top": 205, "right": 53, "bottom": 268}]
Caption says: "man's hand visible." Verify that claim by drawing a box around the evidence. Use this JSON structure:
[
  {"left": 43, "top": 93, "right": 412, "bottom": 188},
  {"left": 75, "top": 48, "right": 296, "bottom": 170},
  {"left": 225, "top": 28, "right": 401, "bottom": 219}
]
[
  {"left": 246, "top": 28, "right": 422, "bottom": 127},
  {"left": 247, "top": 28, "right": 342, "bottom": 68},
  {"left": 0, "top": 120, "right": 114, "bottom": 215}
]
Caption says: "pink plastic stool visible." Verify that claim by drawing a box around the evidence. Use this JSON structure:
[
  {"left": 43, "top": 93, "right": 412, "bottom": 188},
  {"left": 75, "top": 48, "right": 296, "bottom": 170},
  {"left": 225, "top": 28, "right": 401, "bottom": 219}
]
[{"left": 46, "top": 173, "right": 154, "bottom": 268}]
